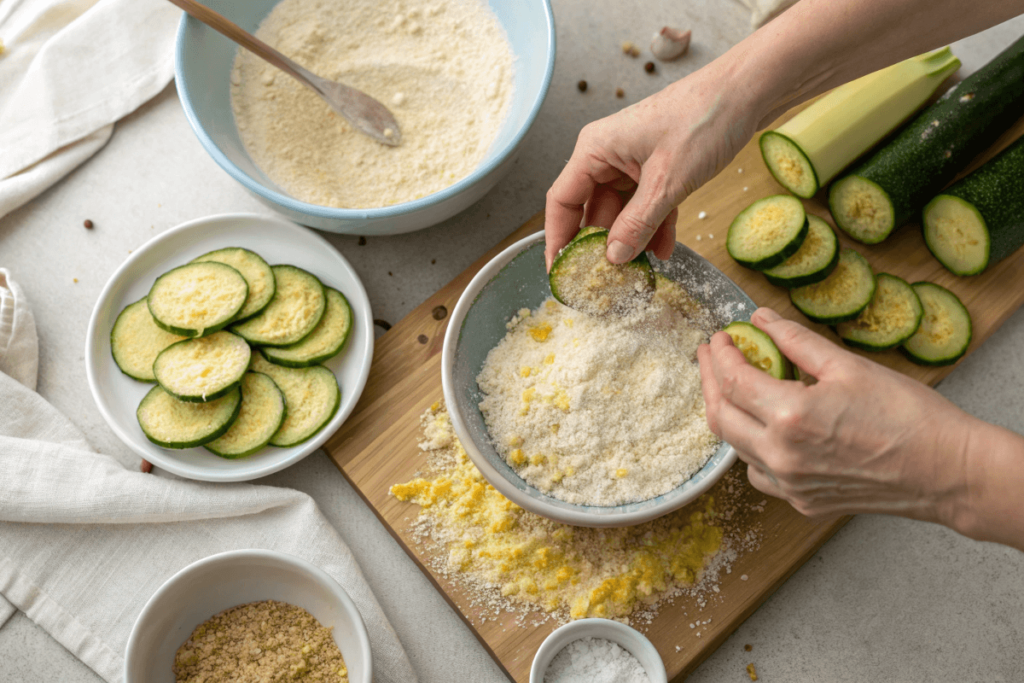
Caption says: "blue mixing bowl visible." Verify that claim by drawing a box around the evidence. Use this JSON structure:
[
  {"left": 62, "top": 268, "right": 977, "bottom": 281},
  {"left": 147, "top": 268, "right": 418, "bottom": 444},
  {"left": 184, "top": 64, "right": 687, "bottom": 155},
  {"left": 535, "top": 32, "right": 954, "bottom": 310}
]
[{"left": 175, "top": 0, "right": 555, "bottom": 235}]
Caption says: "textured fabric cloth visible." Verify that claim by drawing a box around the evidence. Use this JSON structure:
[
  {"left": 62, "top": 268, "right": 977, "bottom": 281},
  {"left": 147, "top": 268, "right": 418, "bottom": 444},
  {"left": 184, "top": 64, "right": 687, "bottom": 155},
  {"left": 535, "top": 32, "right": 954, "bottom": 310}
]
[
  {"left": 0, "top": 271, "right": 418, "bottom": 682},
  {"left": 0, "top": 0, "right": 179, "bottom": 219}
]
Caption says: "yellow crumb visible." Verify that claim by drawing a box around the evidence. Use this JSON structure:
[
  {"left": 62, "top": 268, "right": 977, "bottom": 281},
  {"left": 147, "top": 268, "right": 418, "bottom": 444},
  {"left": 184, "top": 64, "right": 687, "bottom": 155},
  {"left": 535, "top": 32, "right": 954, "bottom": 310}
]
[
  {"left": 528, "top": 323, "right": 552, "bottom": 342},
  {"left": 747, "top": 663, "right": 758, "bottom": 681}
]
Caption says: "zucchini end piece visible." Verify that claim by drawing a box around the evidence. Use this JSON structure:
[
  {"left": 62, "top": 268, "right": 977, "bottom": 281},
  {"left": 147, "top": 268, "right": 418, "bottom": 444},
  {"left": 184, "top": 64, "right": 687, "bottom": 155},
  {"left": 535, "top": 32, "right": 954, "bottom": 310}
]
[{"left": 760, "top": 132, "right": 819, "bottom": 199}]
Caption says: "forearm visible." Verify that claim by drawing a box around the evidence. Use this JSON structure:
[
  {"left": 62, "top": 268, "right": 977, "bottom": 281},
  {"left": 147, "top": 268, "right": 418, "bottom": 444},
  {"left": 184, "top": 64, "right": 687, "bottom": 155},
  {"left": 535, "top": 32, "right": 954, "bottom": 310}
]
[{"left": 951, "top": 419, "right": 1024, "bottom": 551}]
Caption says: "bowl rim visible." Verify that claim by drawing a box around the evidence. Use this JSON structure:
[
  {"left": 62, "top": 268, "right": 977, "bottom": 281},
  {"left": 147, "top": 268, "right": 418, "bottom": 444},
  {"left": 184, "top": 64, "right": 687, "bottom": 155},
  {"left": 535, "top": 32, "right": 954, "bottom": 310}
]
[
  {"left": 528, "top": 618, "right": 667, "bottom": 683},
  {"left": 124, "top": 548, "right": 372, "bottom": 683},
  {"left": 173, "top": 0, "right": 556, "bottom": 221},
  {"left": 441, "top": 230, "right": 739, "bottom": 527}
]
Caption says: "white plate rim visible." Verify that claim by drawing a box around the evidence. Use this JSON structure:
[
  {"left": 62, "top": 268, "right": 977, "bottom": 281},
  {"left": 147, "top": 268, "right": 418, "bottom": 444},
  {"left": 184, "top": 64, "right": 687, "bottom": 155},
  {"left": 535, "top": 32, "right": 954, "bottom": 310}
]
[{"left": 85, "top": 212, "right": 374, "bottom": 482}]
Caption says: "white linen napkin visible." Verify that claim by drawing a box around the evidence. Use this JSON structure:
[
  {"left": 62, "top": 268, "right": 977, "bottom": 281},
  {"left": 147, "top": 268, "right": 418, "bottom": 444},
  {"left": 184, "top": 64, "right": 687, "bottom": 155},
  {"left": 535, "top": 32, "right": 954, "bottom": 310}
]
[
  {"left": 735, "top": 0, "right": 800, "bottom": 28},
  {"left": 0, "top": 269, "right": 418, "bottom": 682},
  {"left": 0, "top": 0, "right": 180, "bottom": 219}
]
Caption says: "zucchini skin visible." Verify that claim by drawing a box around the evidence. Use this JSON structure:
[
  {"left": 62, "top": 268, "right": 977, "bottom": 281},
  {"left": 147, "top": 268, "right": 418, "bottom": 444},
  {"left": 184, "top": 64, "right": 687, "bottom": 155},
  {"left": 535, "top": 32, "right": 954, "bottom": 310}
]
[
  {"left": 832, "top": 35, "right": 1024, "bottom": 242},
  {"left": 734, "top": 217, "right": 809, "bottom": 271},
  {"left": 837, "top": 274, "right": 923, "bottom": 352},
  {"left": 137, "top": 386, "right": 242, "bottom": 449},
  {"left": 924, "top": 135, "right": 1024, "bottom": 274},
  {"left": 764, "top": 244, "right": 838, "bottom": 288}
]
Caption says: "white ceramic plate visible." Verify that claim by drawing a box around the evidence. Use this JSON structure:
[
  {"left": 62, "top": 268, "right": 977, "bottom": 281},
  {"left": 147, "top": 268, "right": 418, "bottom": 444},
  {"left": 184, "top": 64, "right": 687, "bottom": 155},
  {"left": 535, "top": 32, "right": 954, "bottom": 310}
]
[{"left": 85, "top": 213, "right": 373, "bottom": 482}]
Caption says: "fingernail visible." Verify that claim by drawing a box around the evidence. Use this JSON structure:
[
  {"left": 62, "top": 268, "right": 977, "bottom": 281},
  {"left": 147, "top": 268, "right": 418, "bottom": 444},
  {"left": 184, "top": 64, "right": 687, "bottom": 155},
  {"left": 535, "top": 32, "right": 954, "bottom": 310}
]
[{"left": 606, "top": 240, "right": 635, "bottom": 264}]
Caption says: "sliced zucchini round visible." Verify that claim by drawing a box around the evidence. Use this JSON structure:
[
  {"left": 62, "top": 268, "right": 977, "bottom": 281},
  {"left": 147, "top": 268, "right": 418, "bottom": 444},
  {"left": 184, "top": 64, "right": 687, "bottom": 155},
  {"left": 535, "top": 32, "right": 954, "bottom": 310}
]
[
  {"left": 549, "top": 227, "right": 656, "bottom": 316},
  {"left": 153, "top": 331, "right": 251, "bottom": 402},
  {"left": 922, "top": 195, "right": 990, "bottom": 277},
  {"left": 231, "top": 265, "right": 326, "bottom": 347},
  {"left": 726, "top": 195, "right": 809, "bottom": 270},
  {"left": 191, "top": 247, "right": 276, "bottom": 322},
  {"left": 262, "top": 288, "right": 352, "bottom": 368},
  {"left": 110, "top": 299, "right": 185, "bottom": 382},
  {"left": 759, "top": 132, "right": 819, "bottom": 199},
  {"left": 724, "top": 321, "right": 791, "bottom": 380},
  {"left": 901, "top": 282, "right": 972, "bottom": 366},
  {"left": 836, "top": 273, "right": 923, "bottom": 351},
  {"left": 790, "top": 249, "right": 876, "bottom": 325},
  {"left": 147, "top": 262, "right": 249, "bottom": 338},
  {"left": 653, "top": 273, "right": 702, "bottom": 317},
  {"left": 762, "top": 215, "right": 839, "bottom": 288},
  {"left": 204, "top": 372, "right": 287, "bottom": 459},
  {"left": 136, "top": 385, "right": 242, "bottom": 449},
  {"left": 250, "top": 352, "right": 341, "bottom": 447},
  {"left": 828, "top": 175, "right": 895, "bottom": 245}
]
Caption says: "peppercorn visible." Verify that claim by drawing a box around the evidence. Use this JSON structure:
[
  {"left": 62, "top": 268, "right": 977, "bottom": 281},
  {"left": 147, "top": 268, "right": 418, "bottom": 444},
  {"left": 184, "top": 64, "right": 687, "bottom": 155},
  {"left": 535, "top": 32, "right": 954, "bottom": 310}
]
[
  {"left": 358, "top": 236, "right": 366, "bottom": 246},
  {"left": 644, "top": 61, "right": 655, "bottom": 73},
  {"left": 615, "top": 88, "right": 625, "bottom": 98},
  {"left": 83, "top": 219, "right": 94, "bottom": 229},
  {"left": 417, "top": 334, "right": 428, "bottom": 344},
  {"left": 577, "top": 80, "right": 588, "bottom": 92},
  {"left": 432, "top": 305, "right": 448, "bottom": 321}
]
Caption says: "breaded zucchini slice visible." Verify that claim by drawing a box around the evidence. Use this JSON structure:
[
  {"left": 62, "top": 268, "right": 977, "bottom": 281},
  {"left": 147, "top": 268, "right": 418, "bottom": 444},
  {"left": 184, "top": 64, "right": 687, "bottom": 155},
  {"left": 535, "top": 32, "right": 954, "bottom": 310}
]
[
  {"left": 153, "top": 331, "right": 251, "bottom": 402},
  {"left": 263, "top": 288, "right": 352, "bottom": 367},
  {"left": 549, "top": 227, "right": 656, "bottom": 316},
  {"left": 136, "top": 385, "right": 241, "bottom": 449},
  {"left": 250, "top": 352, "right": 340, "bottom": 447},
  {"left": 147, "top": 262, "right": 249, "bottom": 337},
  {"left": 191, "top": 247, "right": 276, "bottom": 322},
  {"left": 110, "top": 298, "right": 185, "bottom": 382},
  {"left": 205, "top": 372, "right": 286, "bottom": 458},
  {"left": 231, "top": 265, "right": 326, "bottom": 347}
]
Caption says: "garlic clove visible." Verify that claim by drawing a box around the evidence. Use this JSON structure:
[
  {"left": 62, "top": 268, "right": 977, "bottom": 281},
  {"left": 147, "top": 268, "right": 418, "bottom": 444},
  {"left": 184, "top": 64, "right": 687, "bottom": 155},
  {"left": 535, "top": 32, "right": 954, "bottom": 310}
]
[{"left": 650, "top": 27, "right": 691, "bottom": 61}]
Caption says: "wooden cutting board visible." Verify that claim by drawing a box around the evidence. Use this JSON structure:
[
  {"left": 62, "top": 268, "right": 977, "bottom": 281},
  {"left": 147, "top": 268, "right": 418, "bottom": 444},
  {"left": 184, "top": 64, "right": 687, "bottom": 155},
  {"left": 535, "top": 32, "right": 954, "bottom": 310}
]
[{"left": 324, "top": 110, "right": 1024, "bottom": 681}]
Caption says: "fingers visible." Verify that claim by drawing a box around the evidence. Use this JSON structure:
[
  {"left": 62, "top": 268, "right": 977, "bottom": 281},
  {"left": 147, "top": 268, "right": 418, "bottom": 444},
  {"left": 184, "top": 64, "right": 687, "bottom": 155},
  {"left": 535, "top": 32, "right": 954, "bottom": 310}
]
[
  {"left": 708, "top": 331, "right": 798, "bottom": 423},
  {"left": 648, "top": 208, "right": 678, "bottom": 260},
  {"left": 582, "top": 185, "right": 624, "bottom": 230},
  {"left": 746, "top": 462, "right": 787, "bottom": 500},
  {"left": 605, "top": 154, "right": 683, "bottom": 264},
  {"left": 699, "top": 344, "right": 768, "bottom": 456},
  {"left": 750, "top": 308, "right": 851, "bottom": 380},
  {"left": 544, "top": 160, "right": 595, "bottom": 271}
]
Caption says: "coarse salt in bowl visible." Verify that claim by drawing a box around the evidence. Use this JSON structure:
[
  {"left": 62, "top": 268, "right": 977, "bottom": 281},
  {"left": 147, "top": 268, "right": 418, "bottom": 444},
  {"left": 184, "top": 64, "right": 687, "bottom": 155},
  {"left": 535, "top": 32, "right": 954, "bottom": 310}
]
[
  {"left": 442, "top": 231, "right": 753, "bottom": 528},
  {"left": 174, "top": 0, "right": 555, "bottom": 235},
  {"left": 530, "top": 618, "right": 667, "bottom": 683}
]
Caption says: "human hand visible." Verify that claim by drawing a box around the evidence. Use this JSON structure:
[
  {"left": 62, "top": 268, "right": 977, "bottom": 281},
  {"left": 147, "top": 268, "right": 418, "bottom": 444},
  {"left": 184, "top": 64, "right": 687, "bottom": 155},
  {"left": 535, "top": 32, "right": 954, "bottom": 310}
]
[
  {"left": 543, "top": 62, "right": 766, "bottom": 271},
  {"left": 697, "top": 307, "right": 974, "bottom": 527}
]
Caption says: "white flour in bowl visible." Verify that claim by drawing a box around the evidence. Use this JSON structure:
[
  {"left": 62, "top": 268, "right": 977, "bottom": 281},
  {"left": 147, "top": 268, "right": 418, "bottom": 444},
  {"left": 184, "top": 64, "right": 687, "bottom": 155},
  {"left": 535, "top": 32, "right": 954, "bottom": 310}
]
[
  {"left": 476, "top": 288, "right": 721, "bottom": 507},
  {"left": 231, "top": 0, "right": 514, "bottom": 209}
]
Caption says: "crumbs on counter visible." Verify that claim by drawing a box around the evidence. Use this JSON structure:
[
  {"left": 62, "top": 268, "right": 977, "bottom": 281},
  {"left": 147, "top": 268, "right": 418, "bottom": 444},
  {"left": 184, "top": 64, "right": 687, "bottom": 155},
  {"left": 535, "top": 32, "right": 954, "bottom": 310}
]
[
  {"left": 621, "top": 41, "right": 641, "bottom": 57},
  {"left": 698, "top": 211, "right": 707, "bottom": 220},
  {"left": 84, "top": 219, "right": 94, "bottom": 229},
  {"left": 577, "top": 80, "right": 588, "bottom": 93},
  {"left": 747, "top": 663, "right": 758, "bottom": 681},
  {"left": 744, "top": 643, "right": 753, "bottom": 652},
  {"left": 616, "top": 88, "right": 625, "bottom": 98}
]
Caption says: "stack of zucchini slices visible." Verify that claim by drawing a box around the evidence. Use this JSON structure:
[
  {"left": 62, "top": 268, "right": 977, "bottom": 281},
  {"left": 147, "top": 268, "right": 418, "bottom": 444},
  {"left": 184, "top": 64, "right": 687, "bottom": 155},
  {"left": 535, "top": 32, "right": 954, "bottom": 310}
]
[{"left": 111, "top": 247, "right": 352, "bottom": 458}]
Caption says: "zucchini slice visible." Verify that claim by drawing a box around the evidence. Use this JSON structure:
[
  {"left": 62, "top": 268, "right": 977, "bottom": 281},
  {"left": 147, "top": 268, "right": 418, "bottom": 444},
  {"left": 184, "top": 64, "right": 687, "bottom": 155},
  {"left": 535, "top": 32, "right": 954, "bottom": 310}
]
[
  {"left": 110, "top": 299, "right": 185, "bottom": 382},
  {"left": 262, "top": 288, "right": 353, "bottom": 368},
  {"left": 191, "top": 247, "right": 275, "bottom": 322},
  {"left": 762, "top": 215, "right": 840, "bottom": 288},
  {"left": 250, "top": 352, "right": 341, "bottom": 447},
  {"left": 549, "top": 227, "right": 656, "bottom": 316},
  {"left": 726, "top": 195, "right": 809, "bottom": 270},
  {"left": 827, "top": 175, "right": 894, "bottom": 245},
  {"left": 760, "top": 133, "right": 818, "bottom": 199},
  {"left": 836, "top": 273, "right": 923, "bottom": 351},
  {"left": 153, "top": 331, "right": 251, "bottom": 402},
  {"left": 724, "top": 321, "right": 790, "bottom": 380},
  {"left": 204, "top": 372, "right": 287, "bottom": 458},
  {"left": 147, "top": 262, "right": 249, "bottom": 338},
  {"left": 902, "top": 282, "right": 972, "bottom": 366},
  {"left": 790, "top": 249, "right": 876, "bottom": 324},
  {"left": 231, "top": 265, "right": 326, "bottom": 347},
  {"left": 136, "top": 385, "right": 242, "bottom": 449}
]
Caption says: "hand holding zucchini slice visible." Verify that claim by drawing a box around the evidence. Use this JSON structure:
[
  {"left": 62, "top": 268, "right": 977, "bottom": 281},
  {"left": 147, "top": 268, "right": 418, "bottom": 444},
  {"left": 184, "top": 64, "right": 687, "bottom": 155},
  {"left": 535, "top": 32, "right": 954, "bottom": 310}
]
[
  {"left": 153, "top": 331, "right": 251, "bottom": 402},
  {"left": 836, "top": 273, "right": 923, "bottom": 351},
  {"left": 136, "top": 385, "right": 242, "bottom": 449},
  {"left": 231, "top": 265, "right": 326, "bottom": 346},
  {"left": 549, "top": 227, "right": 656, "bottom": 316},
  {"left": 111, "top": 299, "right": 185, "bottom": 382},
  {"left": 726, "top": 195, "right": 808, "bottom": 270},
  {"left": 191, "top": 247, "right": 276, "bottom": 321},
  {"left": 723, "top": 321, "right": 791, "bottom": 380},
  {"left": 263, "top": 288, "right": 352, "bottom": 368},
  {"left": 250, "top": 352, "right": 340, "bottom": 447},
  {"left": 790, "top": 249, "right": 875, "bottom": 325},
  {"left": 204, "top": 372, "right": 287, "bottom": 458},
  {"left": 901, "top": 283, "right": 972, "bottom": 366},
  {"left": 147, "top": 262, "right": 249, "bottom": 337},
  {"left": 762, "top": 214, "right": 839, "bottom": 288}
]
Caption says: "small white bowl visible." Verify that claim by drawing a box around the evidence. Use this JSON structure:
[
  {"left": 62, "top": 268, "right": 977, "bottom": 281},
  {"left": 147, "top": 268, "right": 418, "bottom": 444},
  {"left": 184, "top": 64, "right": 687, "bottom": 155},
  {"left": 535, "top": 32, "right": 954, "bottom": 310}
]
[
  {"left": 530, "top": 618, "right": 667, "bottom": 683},
  {"left": 125, "top": 549, "right": 371, "bottom": 683}
]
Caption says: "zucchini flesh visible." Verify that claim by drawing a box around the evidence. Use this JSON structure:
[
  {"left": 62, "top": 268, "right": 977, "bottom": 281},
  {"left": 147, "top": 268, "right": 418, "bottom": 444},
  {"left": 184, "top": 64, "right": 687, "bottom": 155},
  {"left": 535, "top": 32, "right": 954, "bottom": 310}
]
[
  {"left": 836, "top": 273, "right": 923, "bottom": 351},
  {"left": 923, "top": 135, "right": 1024, "bottom": 275},
  {"left": 153, "top": 331, "right": 251, "bottom": 402},
  {"left": 549, "top": 227, "right": 655, "bottom": 316},
  {"left": 191, "top": 247, "right": 276, "bottom": 321},
  {"left": 724, "top": 321, "right": 790, "bottom": 380},
  {"left": 250, "top": 352, "right": 340, "bottom": 447},
  {"left": 790, "top": 249, "right": 875, "bottom": 324},
  {"left": 110, "top": 299, "right": 185, "bottom": 382},
  {"left": 262, "top": 288, "right": 352, "bottom": 367},
  {"left": 761, "top": 48, "right": 960, "bottom": 198},
  {"left": 831, "top": 36, "right": 1024, "bottom": 244},
  {"left": 204, "top": 372, "right": 286, "bottom": 458},
  {"left": 231, "top": 265, "right": 326, "bottom": 346},
  {"left": 136, "top": 385, "right": 242, "bottom": 449},
  {"left": 762, "top": 215, "right": 839, "bottom": 288},
  {"left": 726, "top": 195, "right": 808, "bottom": 270},
  {"left": 902, "top": 283, "right": 972, "bottom": 366},
  {"left": 148, "top": 262, "right": 249, "bottom": 337}
]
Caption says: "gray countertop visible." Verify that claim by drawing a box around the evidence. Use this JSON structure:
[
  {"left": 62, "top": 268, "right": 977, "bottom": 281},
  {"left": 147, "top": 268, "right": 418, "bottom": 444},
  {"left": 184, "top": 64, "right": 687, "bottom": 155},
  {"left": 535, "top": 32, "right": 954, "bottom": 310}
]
[{"left": 1, "top": 2, "right": 1022, "bottom": 681}]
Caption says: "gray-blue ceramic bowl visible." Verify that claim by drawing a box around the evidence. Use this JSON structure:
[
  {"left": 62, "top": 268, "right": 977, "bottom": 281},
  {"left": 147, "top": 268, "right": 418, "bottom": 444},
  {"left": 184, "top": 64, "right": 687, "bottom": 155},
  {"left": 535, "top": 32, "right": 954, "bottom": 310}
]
[
  {"left": 174, "top": 0, "right": 555, "bottom": 235},
  {"left": 442, "top": 232, "right": 754, "bottom": 527}
]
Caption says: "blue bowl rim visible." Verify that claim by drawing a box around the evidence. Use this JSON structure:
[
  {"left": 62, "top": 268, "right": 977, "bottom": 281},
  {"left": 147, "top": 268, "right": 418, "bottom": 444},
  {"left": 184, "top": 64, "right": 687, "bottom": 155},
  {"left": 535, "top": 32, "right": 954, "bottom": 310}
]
[{"left": 173, "top": 0, "right": 556, "bottom": 221}]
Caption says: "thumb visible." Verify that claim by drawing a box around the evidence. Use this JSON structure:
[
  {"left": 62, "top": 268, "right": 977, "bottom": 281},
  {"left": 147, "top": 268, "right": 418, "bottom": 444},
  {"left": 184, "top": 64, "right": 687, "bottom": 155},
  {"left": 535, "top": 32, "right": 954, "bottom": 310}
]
[
  {"left": 605, "top": 157, "right": 682, "bottom": 264},
  {"left": 750, "top": 307, "right": 851, "bottom": 379}
]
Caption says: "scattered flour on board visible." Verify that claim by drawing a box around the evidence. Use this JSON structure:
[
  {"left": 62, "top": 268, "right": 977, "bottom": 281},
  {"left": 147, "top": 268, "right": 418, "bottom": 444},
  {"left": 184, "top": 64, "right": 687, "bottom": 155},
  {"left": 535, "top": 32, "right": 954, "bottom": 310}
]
[{"left": 231, "top": 0, "right": 514, "bottom": 208}]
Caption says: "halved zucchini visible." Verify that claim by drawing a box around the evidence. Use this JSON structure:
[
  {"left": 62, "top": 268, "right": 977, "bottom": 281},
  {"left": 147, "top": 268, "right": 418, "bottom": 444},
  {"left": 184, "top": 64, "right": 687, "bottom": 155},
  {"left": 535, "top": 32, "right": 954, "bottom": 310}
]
[
  {"left": 136, "top": 385, "right": 242, "bottom": 449},
  {"left": 762, "top": 215, "right": 839, "bottom": 288},
  {"left": 726, "top": 195, "right": 809, "bottom": 270},
  {"left": 790, "top": 249, "right": 876, "bottom": 324},
  {"left": 549, "top": 227, "right": 656, "bottom": 316},
  {"left": 263, "top": 288, "right": 353, "bottom": 368},
  {"left": 110, "top": 299, "right": 185, "bottom": 382},
  {"left": 250, "top": 352, "right": 340, "bottom": 446},
  {"left": 231, "top": 265, "right": 326, "bottom": 346},
  {"left": 724, "top": 321, "right": 791, "bottom": 379},
  {"left": 147, "top": 262, "right": 249, "bottom": 337},
  {"left": 191, "top": 247, "right": 275, "bottom": 321},
  {"left": 204, "top": 372, "right": 286, "bottom": 458},
  {"left": 836, "top": 273, "right": 923, "bottom": 351},
  {"left": 901, "top": 282, "right": 972, "bottom": 366},
  {"left": 153, "top": 331, "right": 251, "bottom": 402}
]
